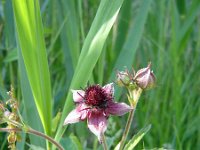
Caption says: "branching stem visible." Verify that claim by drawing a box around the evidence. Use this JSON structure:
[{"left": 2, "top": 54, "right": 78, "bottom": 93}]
[
  {"left": 0, "top": 128, "right": 64, "bottom": 150},
  {"left": 118, "top": 109, "right": 135, "bottom": 150},
  {"left": 101, "top": 133, "right": 108, "bottom": 150}
]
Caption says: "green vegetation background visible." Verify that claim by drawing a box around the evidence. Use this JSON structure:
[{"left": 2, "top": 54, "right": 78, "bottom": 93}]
[{"left": 0, "top": 0, "right": 199, "bottom": 149}]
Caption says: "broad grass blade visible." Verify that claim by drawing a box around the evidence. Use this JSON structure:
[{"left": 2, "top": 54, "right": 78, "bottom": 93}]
[
  {"left": 110, "top": 0, "right": 152, "bottom": 99},
  {"left": 124, "top": 125, "right": 151, "bottom": 150},
  {"left": 54, "top": 0, "right": 124, "bottom": 143},
  {"left": 110, "top": 0, "right": 152, "bottom": 80},
  {"left": 18, "top": 47, "right": 45, "bottom": 147},
  {"left": 12, "top": 0, "right": 52, "bottom": 136}
]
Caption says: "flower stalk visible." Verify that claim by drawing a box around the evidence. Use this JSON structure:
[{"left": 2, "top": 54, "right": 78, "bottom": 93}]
[
  {"left": 0, "top": 127, "right": 64, "bottom": 150},
  {"left": 116, "top": 63, "right": 155, "bottom": 150},
  {"left": 118, "top": 88, "right": 142, "bottom": 150},
  {"left": 118, "top": 109, "right": 135, "bottom": 150},
  {"left": 101, "top": 133, "right": 108, "bottom": 150}
]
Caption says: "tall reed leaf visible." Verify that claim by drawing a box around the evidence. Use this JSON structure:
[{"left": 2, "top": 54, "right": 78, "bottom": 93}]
[
  {"left": 124, "top": 125, "right": 151, "bottom": 150},
  {"left": 54, "top": 0, "right": 124, "bottom": 143},
  {"left": 110, "top": 0, "right": 152, "bottom": 98},
  {"left": 12, "top": 0, "right": 52, "bottom": 136},
  {"left": 110, "top": 0, "right": 152, "bottom": 80},
  {"left": 18, "top": 48, "right": 45, "bottom": 147},
  {"left": 58, "top": 0, "right": 80, "bottom": 68}
]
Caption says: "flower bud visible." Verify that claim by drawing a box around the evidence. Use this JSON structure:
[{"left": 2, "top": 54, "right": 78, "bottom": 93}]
[
  {"left": 0, "top": 111, "right": 9, "bottom": 124},
  {"left": 7, "top": 132, "right": 17, "bottom": 144},
  {"left": 134, "top": 63, "right": 156, "bottom": 89},
  {"left": 4, "top": 110, "right": 11, "bottom": 118},
  {"left": 116, "top": 71, "right": 131, "bottom": 87},
  {"left": 0, "top": 103, "right": 4, "bottom": 117}
]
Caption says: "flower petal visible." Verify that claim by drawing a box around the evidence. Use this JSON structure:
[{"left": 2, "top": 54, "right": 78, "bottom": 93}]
[
  {"left": 134, "top": 63, "right": 155, "bottom": 89},
  {"left": 136, "top": 70, "right": 150, "bottom": 88},
  {"left": 103, "top": 83, "right": 114, "bottom": 96},
  {"left": 148, "top": 71, "right": 156, "bottom": 88},
  {"left": 71, "top": 90, "right": 85, "bottom": 103},
  {"left": 106, "top": 101, "right": 132, "bottom": 116},
  {"left": 87, "top": 110, "right": 107, "bottom": 142},
  {"left": 63, "top": 104, "right": 88, "bottom": 125}
]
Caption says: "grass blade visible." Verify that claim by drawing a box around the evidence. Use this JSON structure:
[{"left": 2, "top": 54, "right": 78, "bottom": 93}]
[
  {"left": 124, "top": 125, "right": 151, "bottom": 150},
  {"left": 12, "top": 0, "right": 52, "bottom": 136},
  {"left": 54, "top": 0, "right": 124, "bottom": 143},
  {"left": 109, "top": 0, "right": 152, "bottom": 98},
  {"left": 110, "top": 0, "right": 152, "bottom": 79},
  {"left": 18, "top": 47, "right": 45, "bottom": 147}
]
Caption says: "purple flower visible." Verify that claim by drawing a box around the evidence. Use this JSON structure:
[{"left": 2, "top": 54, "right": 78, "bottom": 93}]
[
  {"left": 63, "top": 83, "right": 132, "bottom": 142},
  {"left": 134, "top": 63, "right": 156, "bottom": 89}
]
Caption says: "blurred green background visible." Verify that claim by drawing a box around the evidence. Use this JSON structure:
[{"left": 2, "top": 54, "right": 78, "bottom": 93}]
[{"left": 0, "top": 0, "right": 200, "bottom": 149}]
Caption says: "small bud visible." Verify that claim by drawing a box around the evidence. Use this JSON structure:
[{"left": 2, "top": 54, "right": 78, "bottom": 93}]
[
  {"left": 4, "top": 110, "right": 11, "bottom": 118},
  {"left": 134, "top": 63, "right": 156, "bottom": 89},
  {"left": 0, "top": 110, "right": 10, "bottom": 124},
  {"left": 0, "top": 103, "right": 6, "bottom": 123},
  {"left": 116, "top": 71, "right": 131, "bottom": 87},
  {"left": 7, "top": 132, "right": 17, "bottom": 149},
  {"left": 7, "top": 132, "right": 17, "bottom": 144},
  {"left": 0, "top": 103, "right": 4, "bottom": 116}
]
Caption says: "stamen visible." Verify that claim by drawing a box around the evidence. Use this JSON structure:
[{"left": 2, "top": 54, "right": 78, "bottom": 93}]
[
  {"left": 80, "top": 107, "right": 91, "bottom": 112},
  {"left": 77, "top": 92, "right": 85, "bottom": 99},
  {"left": 84, "top": 85, "right": 111, "bottom": 108}
]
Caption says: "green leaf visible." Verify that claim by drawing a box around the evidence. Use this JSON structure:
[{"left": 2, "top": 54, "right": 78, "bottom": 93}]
[
  {"left": 3, "top": 0, "right": 16, "bottom": 49},
  {"left": 113, "top": 0, "right": 132, "bottom": 56},
  {"left": 69, "top": 134, "right": 83, "bottom": 150},
  {"left": 16, "top": 131, "right": 26, "bottom": 149},
  {"left": 57, "top": 0, "right": 80, "bottom": 68},
  {"left": 60, "top": 136, "right": 82, "bottom": 150},
  {"left": 26, "top": 143, "right": 45, "bottom": 150},
  {"left": 3, "top": 48, "right": 18, "bottom": 63},
  {"left": 12, "top": 0, "right": 52, "bottom": 136},
  {"left": 52, "top": 111, "right": 61, "bottom": 134},
  {"left": 178, "top": 0, "right": 200, "bottom": 43},
  {"left": 110, "top": 0, "right": 152, "bottom": 80},
  {"left": 54, "top": 0, "right": 124, "bottom": 144},
  {"left": 124, "top": 124, "right": 151, "bottom": 150},
  {"left": 0, "top": 85, "right": 9, "bottom": 100},
  {"left": 109, "top": 0, "right": 152, "bottom": 99},
  {"left": 56, "top": 0, "right": 77, "bottom": 88},
  {"left": 18, "top": 47, "right": 45, "bottom": 147}
]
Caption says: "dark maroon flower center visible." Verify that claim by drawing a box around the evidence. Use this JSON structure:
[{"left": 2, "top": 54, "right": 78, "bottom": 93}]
[{"left": 84, "top": 85, "right": 111, "bottom": 108}]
